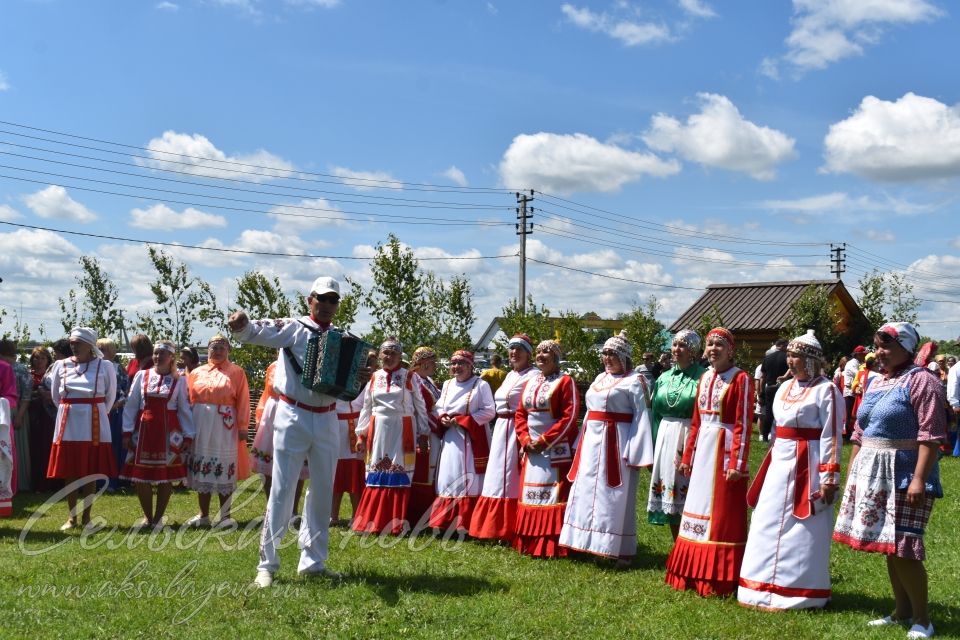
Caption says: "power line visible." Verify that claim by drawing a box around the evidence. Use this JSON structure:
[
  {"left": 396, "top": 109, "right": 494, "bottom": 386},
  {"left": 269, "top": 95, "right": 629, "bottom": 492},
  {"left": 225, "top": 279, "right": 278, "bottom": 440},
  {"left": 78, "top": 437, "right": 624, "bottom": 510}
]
[
  {"left": 0, "top": 140, "right": 511, "bottom": 210},
  {"left": 847, "top": 244, "right": 960, "bottom": 282},
  {"left": 526, "top": 257, "right": 703, "bottom": 291},
  {"left": 0, "top": 172, "right": 513, "bottom": 227},
  {"left": 0, "top": 220, "right": 520, "bottom": 261},
  {"left": 0, "top": 120, "right": 512, "bottom": 194}
]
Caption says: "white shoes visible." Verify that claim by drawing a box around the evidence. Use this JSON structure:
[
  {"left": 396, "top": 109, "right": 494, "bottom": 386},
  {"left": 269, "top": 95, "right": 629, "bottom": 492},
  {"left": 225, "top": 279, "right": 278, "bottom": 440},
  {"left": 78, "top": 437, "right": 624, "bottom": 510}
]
[
  {"left": 253, "top": 570, "right": 274, "bottom": 589},
  {"left": 214, "top": 517, "right": 237, "bottom": 529},
  {"left": 185, "top": 514, "right": 211, "bottom": 528},
  {"left": 907, "top": 623, "right": 935, "bottom": 639},
  {"left": 868, "top": 615, "right": 911, "bottom": 627}
]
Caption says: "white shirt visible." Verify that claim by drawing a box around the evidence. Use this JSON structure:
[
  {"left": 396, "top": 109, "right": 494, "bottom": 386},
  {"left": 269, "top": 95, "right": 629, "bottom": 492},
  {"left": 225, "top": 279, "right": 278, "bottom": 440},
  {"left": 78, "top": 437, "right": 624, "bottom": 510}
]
[
  {"left": 947, "top": 362, "right": 960, "bottom": 410},
  {"left": 842, "top": 357, "right": 860, "bottom": 397}
]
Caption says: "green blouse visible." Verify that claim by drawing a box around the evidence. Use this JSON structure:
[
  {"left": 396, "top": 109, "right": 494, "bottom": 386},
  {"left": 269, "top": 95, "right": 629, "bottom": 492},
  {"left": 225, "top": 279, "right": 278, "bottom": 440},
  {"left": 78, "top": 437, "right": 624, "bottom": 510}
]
[{"left": 649, "top": 362, "right": 707, "bottom": 443}]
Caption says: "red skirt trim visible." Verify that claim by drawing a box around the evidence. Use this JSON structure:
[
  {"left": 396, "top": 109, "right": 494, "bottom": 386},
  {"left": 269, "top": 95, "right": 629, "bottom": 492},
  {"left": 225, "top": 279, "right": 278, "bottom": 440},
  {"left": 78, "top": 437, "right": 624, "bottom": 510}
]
[
  {"left": 351, "top": 486, "right": 410, "bottom": 535},
  {"left": 831, "top": 531, "right": 896, "bottom": 555},
  {"left": 512, "top": 502, "right": 567, "bottom": 558},
  {"left": 333, "top": 459, "right": 365, "bottom": 494},
  {"left": 0, "top": 500, "right": 11, "bottom": 517},
  {"left": 428, "top": 495, "right": 476, "bottom": 531},
  {"left": 120, "top": 461, "right": 187, "bottom": 484},
  {"left": 468, "top": 496, "right": 517, "bottom": 540},
  {"left": 47, "top": 441, "right": 117, "bottom": 479},
  {"left": 664, "top": 536, "right": 745, "bottom": 597},
  {"left": 738, "top": 578, "right": 831, "bottom": 599}
]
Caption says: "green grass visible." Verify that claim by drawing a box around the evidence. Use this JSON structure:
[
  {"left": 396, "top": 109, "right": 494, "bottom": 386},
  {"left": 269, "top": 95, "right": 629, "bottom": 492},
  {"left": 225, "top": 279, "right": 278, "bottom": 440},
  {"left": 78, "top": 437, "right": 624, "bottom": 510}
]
[{"left": 2, "top": 444, "right": 959, "bottom": 640}]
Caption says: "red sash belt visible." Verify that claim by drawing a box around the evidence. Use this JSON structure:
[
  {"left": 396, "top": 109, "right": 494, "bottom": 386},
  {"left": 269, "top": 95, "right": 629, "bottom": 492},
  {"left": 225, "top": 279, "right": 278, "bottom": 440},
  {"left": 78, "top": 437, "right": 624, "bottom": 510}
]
[
  {"left": 56, "top": 396, "right": 106, "bottom": 446},
  {"left": 338, "top": 411, "right": 361, "bottom": 452},
  {"left": 278, "top": 393, "right": 335, "bottom": 414},
  {"left": 747, "top": 426, "right": 822, "bottom": 519},
  {"left": 580, "top": 410, "right": 633, "bottom": 488}
]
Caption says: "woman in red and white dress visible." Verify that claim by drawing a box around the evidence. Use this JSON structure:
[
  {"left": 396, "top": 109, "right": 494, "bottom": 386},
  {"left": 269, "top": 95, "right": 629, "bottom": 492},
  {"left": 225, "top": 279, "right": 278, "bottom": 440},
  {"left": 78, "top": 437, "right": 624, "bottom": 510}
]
[
  {"left": 353, "top": 338, "right": 430, "bottom": 535},
  {"left": 560, "top": 331, "right": 654, "bottom": 564},
  {"left": 429, "top": 349, "right": 496, "bottom": 533},
  {"left": 407, "top": 346, "right": 442, "bottom": 528},
  {"left": 121, "top": 340, "right": 195, "bottom": 530},
  {"left": 48, "top": 327, "right": 118, "bottom": 531},
  {"left": 738, "top": 330, "right": 844, "bottom": 610},
  {"left": 665, "top": 327, "right": 754, "bottom": 596},
  {"left": 513, "top": 340, "right": 580, "bottom": 558},
  {"left": 469, "top": 334, "right": 539, "bottom": 542}
]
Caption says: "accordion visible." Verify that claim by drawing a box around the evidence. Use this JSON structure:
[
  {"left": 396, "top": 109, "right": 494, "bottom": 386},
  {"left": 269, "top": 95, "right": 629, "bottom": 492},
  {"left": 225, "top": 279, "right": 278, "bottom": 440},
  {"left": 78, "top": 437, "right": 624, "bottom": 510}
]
[{"left": 299, "top": 329, "right": 373, "bottom": 401}]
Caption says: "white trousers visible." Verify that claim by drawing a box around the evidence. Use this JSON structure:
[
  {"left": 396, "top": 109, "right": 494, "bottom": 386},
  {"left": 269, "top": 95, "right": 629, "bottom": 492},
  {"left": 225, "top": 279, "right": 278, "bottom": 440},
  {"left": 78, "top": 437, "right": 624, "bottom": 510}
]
[{"left": 257, "top": 400, "right": 338, "bottom": 574}]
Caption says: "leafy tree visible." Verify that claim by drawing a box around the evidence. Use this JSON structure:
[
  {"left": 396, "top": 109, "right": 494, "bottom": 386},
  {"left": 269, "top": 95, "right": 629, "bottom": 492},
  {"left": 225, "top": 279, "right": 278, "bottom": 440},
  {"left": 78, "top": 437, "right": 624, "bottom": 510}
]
[
  {"left": 361, "top": 234, "right": 430, "bottom": 348},
  {"left": 0, "top": 309, "right": 31, "bottom": 345},
  {"left": 229, "top": 270, "right": 294, "bottom": 381},
  {"left": 621, "top": 296, "right": 665, "bottom": 356},
  {"left": 333, "top": 278, "right": 363, "bottom": 332},
  {"left": 427, "top": 273, "right": 476, "bottom": 356},
  {"left": 136, "top": 247, "right": 221, "bottom": 347},
  {"left": 495, "top": 295, "right": 553, "bottom": 349},
  {"left": 56, "top": 256, "right": 125, "bottom": 341},
  {"left": 780, "top": 284, "right": 845, "bottom": 364},
  {"left": 856, "top": 269, "right": 921, "bottom": 333},
  {"left": 554, "top": 311, "right": 601, "bottom": 381}
]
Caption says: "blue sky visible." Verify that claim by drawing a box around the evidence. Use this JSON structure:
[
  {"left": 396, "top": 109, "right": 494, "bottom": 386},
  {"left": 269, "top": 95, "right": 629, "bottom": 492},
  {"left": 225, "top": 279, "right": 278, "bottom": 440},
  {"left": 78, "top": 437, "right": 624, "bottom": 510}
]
[{"left": 1, "top": 0, "right": 959, "bottom": 344}]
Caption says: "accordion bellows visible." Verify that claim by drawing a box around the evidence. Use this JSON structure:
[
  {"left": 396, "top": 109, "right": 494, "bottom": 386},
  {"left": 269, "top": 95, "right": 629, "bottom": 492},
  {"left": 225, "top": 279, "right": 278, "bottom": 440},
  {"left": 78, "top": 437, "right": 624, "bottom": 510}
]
[{"left": 301, "top": 329, "right": 373, "bottom": 401}]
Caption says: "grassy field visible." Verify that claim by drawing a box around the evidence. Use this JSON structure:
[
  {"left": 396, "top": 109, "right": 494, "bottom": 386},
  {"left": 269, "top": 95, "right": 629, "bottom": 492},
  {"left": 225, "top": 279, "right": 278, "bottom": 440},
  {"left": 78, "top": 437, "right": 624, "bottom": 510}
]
[{"left": 2, "top": 444, "right": 958, "bottom": 640}]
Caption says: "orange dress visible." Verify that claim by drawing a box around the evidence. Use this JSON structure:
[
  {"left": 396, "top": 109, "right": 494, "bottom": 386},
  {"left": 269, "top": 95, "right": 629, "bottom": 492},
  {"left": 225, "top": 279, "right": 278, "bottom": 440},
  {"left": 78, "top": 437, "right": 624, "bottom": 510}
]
[{"left": 187, "top": 361, "right": 251, "bottom": 493}]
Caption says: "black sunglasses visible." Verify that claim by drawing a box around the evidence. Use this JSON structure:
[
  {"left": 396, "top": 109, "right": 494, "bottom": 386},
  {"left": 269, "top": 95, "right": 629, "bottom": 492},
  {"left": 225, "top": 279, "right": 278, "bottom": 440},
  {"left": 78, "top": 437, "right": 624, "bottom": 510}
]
[{"left": 312, "top": 294, "right": 341, "bottom": 304}]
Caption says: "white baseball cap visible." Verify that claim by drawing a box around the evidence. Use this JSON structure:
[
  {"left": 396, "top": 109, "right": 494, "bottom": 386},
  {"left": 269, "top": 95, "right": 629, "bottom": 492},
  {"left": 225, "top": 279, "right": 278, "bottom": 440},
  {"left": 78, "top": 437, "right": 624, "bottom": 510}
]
[{"left": 310, "top": 276, "right": 341, "bottom": 297}]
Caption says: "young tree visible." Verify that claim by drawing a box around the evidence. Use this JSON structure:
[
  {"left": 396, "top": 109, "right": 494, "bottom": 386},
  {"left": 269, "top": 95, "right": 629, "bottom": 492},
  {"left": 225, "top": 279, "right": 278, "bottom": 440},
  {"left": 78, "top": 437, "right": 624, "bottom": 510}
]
[
  {"left": 620, "top": 296, "right": 665, "bottom": 356},
  {"left": 496, "top": 295, "right": 553, "bottom": 348},
  {"left": 56, "top": 256, "right": 124, "bottom": 340},
  {"left": 427, "top": 273, "right": 476, "bottom": 356},
  {"left": 229, "top": 270, "right": 294, "bottom": 380},
  {"left": 856, "top": 269, "right": 921, "bottom": 332},
  {"left": 136, "top": 247, "right": 221, "bottom": 347},
  {"left": 554, "top": 311, "right": 601, "bottom": 381},
  {"left": 333, "top": 278, "right": 363, "bottom": 332},
  {"left": 780, "top": 284, "right": 845, "bottom": 364},
  {"left": 361, "top": 234, "right": 430, "bottom": 348}
]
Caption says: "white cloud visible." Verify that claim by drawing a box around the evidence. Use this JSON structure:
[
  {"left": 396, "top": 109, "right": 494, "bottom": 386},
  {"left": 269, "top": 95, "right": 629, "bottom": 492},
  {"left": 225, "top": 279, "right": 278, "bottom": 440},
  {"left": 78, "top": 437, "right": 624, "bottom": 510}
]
[
  {"left": 22, "top": 185, "right": 98, "bottom": 222},
  {"left": 0, "top": 70, "right": 9, "bottom": 91},
  {"left": 678, "top": 0, "right": 716, "bottom": 19},
  {"left": 823, "top": 93, "right": 960, "bottom": 181},
  {"left": 235, "top": 229, "right": 311, "bottom": 255},
  {"left": 138, "top": 131, "right": 295, "bottom": 183},
  {"left": 441, "top": 166, "right": 468, "bottom": 187},
  {"left": 759, "top": 191, "right": 934, "bottom": 217},
  {"left": 155, "top": 1, "right": 179, "bottom": 11},
  {"left": 129, "top": 204, "right": 228, "bottom": 230},
  {"left": 210, "top": 0, "right": 261, "bottom": 16},
  {"left": 487, "top": 3, "right": 498, "bottom": 15},
  {"left": 643, "top": 93, "right": 796, "bottom": 180},
  {"left": 331, "top": 167, "right": 402, "bottom": 191},
  {"left": 866, "top": 229, "right": 896, "bottom": 242},
  {"left": 0, "top": 205, "right": 21, "bottom": 221},
  {"left": 268, "top": 198, "right": 348, "bottom": 229},
  {"left": 758, "top": 56, "right": 780, "bottom": 80},
  {"left": 783, "top": 0, "right": 942, "bottom": 71},
  {"left": 561, "top": 4, "right": 673, "bottom": 47},
  {"left": 499, "top": 132, "right": 679, "bottom": 194}
]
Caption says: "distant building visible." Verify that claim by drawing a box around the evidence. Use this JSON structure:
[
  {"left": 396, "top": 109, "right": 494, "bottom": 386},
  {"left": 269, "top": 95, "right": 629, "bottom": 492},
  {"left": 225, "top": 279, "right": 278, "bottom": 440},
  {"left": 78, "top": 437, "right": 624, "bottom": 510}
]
[
  {"left": 668, "top": 279, "right": 867, "bottom": 358},
  {"left": 473, "top": 314, "right": 624, "bottom": 354}
]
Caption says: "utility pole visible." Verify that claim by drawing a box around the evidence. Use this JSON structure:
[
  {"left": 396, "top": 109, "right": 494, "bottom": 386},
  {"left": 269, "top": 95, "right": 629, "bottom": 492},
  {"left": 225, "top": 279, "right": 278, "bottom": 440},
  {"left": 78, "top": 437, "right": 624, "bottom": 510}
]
[
  {"left": 516, "top": 190, "right": 534, "bottom": 313},
  {"left": 119, "top": 309, "right": 130, "bottom": 351},
  {"left": 830, "top": 243, "right": 846, "bottom": 280}
]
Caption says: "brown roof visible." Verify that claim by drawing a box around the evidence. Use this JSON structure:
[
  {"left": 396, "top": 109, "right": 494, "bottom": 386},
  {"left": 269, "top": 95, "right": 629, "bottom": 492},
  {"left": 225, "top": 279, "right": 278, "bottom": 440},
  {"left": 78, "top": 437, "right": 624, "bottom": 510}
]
[{"left": 668, "top": 279, "right": 864, "bottom": 333}]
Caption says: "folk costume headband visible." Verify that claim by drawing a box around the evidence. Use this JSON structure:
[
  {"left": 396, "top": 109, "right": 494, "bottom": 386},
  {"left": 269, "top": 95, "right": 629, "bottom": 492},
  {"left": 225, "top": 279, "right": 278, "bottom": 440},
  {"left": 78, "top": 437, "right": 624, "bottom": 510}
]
[
  {"left": 208, "top": 334, "right": 231, "bottom": 348},
  {"left": 451, "top": 349, "right": 475, "bottom": 364},
  {"left": 380, "top": 338, "right": 403, "bottom": 353},
  {"left": 537, "top": 339, "right": 562, "bottom": 360},
  {"left": 788, "top": 329, "right": 823, "bottom": 377},
  {"left": 154, "top": 341, "right": 177, "bottom": 355},
  {"left": 508, "top": 333, "right": 533, "bottom": 354},
  {"left": 411, "top": 346, "right": 436, "bottom": 366},
  {"left": 672, "top": 329, "right": 701, "bottom": 351},
  {"left": 878, "top": 322, "right": 920, "bottom": 355},
  {"left": 69, "top": 327, "right": 104, "bottom": 358},
  {"left": 706, "top": 327, "right": 735, "bottom": 350}
]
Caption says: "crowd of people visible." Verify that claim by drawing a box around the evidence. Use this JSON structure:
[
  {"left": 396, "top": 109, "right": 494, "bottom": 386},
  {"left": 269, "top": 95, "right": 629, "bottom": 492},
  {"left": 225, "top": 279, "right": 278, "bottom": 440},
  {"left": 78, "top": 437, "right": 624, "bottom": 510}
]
[{"left": 0, "top": 273, "right": 955, "bottom": 639}]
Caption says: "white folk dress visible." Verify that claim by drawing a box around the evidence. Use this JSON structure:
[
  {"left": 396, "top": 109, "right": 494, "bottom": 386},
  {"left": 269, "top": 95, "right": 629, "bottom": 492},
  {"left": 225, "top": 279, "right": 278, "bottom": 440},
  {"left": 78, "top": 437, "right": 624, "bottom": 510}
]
[
  {"left": 468, "top": 366, "right": 538, "bottom": 540},
  {"left": 429, "top": 375, "right": 496, "bottom": 530},
  {"left": 738, "top": 376, "right": 844, "bottom": 609},
  {"left": 48, "top": 357, "right": 118, "bottom": 478},
  {"left": 352, "top": 367, "right": 429, "bottom": 534},
  {"left": 560, "top": 372, "right": 654, "bottom": 558}
]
